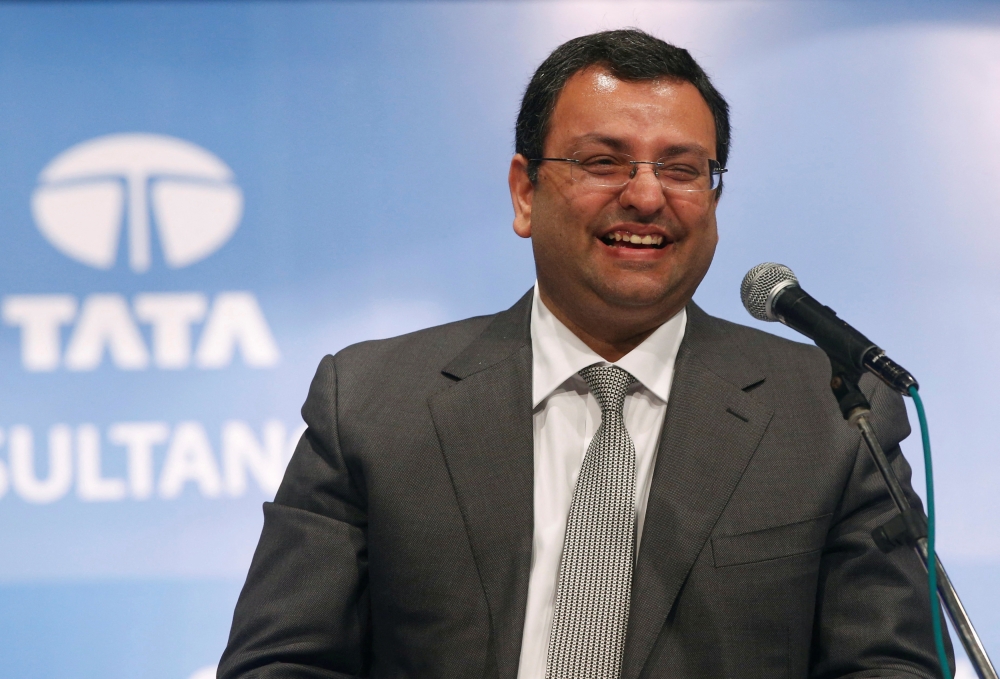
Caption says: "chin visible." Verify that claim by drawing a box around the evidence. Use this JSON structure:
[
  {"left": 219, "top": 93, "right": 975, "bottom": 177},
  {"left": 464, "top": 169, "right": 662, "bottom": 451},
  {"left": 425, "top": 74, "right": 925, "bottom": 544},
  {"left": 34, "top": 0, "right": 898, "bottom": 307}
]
[{"left": 592, "top": 277, "right": 678, "bottom": 310}]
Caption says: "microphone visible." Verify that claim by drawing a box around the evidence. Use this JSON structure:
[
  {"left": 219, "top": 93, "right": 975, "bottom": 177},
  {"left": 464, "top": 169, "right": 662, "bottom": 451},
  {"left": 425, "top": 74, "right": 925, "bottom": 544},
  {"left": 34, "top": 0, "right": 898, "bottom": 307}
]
[{"left": 740, "top": 263, "right": 918, "bottom": 395}]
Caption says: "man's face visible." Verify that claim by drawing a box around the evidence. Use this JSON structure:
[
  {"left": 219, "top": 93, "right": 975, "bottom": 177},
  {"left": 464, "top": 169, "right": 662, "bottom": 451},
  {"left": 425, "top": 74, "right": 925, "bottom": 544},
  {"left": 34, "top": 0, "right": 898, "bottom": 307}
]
[{"left": 510, "top": 67, "right": 720, "bottom": 327}]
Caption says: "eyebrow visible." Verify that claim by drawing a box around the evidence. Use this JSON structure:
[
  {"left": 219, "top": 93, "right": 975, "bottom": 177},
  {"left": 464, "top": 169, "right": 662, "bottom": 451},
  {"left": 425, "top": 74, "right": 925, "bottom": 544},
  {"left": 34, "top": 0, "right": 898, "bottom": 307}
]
[
  {"left": 658, "top": 143, "right": 713, "bottom": 159},
  {"left": 570, "top": 134, "right": 629, "bottom": 152}
]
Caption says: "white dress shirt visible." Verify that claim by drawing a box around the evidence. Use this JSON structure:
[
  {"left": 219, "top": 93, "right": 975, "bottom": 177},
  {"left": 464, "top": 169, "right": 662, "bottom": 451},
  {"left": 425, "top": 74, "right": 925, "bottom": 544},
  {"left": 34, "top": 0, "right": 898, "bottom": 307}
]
[{"left": 516, "top": 284, "right": 687, "bottom": 679}]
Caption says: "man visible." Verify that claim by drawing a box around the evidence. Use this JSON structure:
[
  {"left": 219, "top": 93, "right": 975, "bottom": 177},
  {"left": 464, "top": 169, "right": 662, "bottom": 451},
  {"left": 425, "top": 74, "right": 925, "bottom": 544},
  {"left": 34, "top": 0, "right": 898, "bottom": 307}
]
[{"left": 219, "top": 29, "right": 951, "bottom": 678}]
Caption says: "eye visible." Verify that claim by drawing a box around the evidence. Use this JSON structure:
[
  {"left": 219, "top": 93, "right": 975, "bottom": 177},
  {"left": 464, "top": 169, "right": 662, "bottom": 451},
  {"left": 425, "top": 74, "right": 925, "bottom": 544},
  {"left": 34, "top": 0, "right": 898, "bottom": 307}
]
[
  {"left": 578, "top": 155, "right": 626, "bottom": 175},
  {"left": 658, "top": 163, "right": 702, "bottom": 182}
]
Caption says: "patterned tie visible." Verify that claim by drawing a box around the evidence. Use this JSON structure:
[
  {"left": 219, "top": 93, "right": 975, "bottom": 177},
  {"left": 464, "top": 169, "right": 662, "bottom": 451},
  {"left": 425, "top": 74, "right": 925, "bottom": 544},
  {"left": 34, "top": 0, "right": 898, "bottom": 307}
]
[{"left": 545, "top": 364, "right": 638, "bottom": 679}]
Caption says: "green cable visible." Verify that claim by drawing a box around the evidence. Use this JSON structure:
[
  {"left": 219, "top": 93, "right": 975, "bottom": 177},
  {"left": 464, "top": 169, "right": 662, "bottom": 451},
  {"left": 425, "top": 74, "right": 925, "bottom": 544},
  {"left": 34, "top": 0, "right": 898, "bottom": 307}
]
[{"left": 908, "top": 385, "right": 951, "bottom": 679}]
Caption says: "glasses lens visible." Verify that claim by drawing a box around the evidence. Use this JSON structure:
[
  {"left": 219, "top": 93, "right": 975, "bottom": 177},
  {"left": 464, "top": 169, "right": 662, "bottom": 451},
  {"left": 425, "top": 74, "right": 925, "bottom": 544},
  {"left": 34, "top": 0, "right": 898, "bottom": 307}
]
[
  {"left": 569, "top": 151, "right": 632, "bottom": 187},
  {"left": 655, "top": 156, "right": 719, "bottom": 192}
]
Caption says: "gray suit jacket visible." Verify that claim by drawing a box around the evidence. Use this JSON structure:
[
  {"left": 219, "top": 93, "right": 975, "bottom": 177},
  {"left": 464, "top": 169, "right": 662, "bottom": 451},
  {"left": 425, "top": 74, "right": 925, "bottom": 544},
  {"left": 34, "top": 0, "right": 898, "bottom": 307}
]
[{"left": 219, "top": 290, "right": 951, "bottom": 678}]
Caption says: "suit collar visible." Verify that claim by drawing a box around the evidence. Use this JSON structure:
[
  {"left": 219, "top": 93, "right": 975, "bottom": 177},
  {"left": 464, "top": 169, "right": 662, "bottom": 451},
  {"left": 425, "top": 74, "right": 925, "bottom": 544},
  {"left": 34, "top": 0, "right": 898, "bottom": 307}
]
[
  {"left": 441, "top": 289, "right": 532, "bottom": 381},
  {"left": 681, "top": 301, "right": 767, "bottom": 391},
  {"left": 442, "top": 294, "right": 763, "bottom": 397}
]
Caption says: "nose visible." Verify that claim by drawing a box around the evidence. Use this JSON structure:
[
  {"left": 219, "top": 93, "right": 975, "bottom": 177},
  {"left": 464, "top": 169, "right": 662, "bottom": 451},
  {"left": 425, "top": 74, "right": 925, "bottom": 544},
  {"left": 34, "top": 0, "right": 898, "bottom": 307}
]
[{"left": 618, "top": 163, "right": 666, "bottom": 215}]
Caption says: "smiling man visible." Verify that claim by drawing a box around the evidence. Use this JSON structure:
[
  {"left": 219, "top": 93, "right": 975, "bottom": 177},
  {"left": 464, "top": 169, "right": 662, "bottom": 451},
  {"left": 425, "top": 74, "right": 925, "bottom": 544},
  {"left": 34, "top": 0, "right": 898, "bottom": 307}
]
[
  {"left": 509, "top": 64, "right": 721, "bottom": 363},
  {"left": 219, "top": 30, "right": 951, "bottom": 679}
]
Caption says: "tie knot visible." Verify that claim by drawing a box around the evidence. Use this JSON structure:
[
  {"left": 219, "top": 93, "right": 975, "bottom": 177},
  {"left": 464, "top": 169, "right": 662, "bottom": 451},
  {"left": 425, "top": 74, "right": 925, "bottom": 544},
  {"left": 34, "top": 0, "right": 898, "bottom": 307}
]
[{"left": 578, "top": 364, "right": 636, "bottom": 416}]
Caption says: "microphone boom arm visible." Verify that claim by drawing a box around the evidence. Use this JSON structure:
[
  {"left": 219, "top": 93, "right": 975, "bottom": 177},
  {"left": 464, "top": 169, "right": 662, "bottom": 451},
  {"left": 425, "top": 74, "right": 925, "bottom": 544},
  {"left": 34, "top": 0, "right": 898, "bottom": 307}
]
[{"left": 828, "top": 360, "right": 997, "bottom": 679}]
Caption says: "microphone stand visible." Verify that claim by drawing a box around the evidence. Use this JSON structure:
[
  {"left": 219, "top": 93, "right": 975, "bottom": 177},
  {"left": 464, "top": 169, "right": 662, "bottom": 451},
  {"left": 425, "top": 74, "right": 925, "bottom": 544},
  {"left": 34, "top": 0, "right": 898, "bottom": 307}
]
[{"left": 829, "top": 361, "right": 997, "bottom": 679}]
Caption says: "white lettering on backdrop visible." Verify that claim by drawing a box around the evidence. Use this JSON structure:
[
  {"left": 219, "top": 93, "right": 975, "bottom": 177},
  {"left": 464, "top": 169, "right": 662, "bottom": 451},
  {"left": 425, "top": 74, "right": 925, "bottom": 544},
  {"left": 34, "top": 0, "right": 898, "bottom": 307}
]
[
  {"left": 1, "top": 292, "right": 280, "bottom": 371},
  {"left": 0, "top": 421, "right": 302, "bottom": 503}
]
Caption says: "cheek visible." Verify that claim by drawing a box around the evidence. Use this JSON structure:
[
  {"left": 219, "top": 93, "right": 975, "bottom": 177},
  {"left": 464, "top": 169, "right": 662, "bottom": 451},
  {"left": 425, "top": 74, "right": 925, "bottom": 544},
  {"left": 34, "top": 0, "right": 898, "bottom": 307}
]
[
  {"left": 672, "top": 207, "right": 718, "bottom": 265},
  {"left": 678, "top": 200, "right": 718, "bottom": 241},
  {"left": 533, "top": 190, "right": 608, "bottom": 244},
  {"left": 689, "top": 216, "right": 719, "bottom": 267}
]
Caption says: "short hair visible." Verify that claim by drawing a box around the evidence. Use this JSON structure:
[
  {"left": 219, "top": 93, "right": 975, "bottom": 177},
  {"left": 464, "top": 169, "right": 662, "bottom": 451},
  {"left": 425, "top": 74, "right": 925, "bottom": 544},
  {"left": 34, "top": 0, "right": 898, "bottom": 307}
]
[{"left": 515, "top": 29, "right": 731, "bottom": 188}]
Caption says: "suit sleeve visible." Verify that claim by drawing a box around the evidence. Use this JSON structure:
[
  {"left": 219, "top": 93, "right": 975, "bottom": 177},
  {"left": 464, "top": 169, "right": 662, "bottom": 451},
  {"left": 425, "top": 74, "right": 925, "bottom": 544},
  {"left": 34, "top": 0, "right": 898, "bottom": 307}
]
[
  {"left": 218, "top": 355, "right": 371, "bottom": 679},
  {"left": 810, "top": 378, "right": 955, "bottom": 679}
]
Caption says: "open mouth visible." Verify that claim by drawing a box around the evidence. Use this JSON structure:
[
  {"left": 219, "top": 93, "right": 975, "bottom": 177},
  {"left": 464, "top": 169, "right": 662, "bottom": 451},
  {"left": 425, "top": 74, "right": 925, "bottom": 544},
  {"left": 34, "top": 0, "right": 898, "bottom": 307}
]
[{"left": 599, "top": 230, "right": 667, "bottom": 249}]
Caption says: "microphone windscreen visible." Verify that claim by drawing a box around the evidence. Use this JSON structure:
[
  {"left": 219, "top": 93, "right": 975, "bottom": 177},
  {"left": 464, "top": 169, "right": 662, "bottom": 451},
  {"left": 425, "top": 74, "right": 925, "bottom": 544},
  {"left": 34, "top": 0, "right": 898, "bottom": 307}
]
[{"left": 741, "top": 262, "right": 798, "bottom": 321}]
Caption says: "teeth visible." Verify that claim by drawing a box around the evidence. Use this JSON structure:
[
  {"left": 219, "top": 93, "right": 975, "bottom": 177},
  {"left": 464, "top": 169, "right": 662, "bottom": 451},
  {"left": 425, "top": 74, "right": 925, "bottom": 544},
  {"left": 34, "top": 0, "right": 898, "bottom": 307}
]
[{"left": 603, "top": 231, "right": 667, "bottom": 247}]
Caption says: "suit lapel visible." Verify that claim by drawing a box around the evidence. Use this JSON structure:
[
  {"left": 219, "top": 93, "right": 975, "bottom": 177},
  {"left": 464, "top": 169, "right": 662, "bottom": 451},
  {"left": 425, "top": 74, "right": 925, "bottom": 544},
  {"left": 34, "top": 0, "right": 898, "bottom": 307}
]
[
  {"left": 429, "top": 291, "right": 534, "bottom": 679},
  {"left": 621, "top": 304, "right": 774, "bottom": 679}
]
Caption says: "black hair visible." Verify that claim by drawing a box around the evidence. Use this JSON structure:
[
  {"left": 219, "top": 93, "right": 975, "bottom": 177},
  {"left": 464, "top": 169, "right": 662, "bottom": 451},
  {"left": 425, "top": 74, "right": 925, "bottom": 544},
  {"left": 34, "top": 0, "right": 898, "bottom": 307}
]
[{"left": 515, "top": 29, "right": 730, "bottom": 187}]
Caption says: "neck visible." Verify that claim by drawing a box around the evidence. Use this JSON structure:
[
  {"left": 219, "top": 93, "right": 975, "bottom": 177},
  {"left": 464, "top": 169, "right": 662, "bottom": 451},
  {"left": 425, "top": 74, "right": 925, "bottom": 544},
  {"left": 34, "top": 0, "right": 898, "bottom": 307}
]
[{"left": 537, "top": 286, "right": 683, "bottom": 363}]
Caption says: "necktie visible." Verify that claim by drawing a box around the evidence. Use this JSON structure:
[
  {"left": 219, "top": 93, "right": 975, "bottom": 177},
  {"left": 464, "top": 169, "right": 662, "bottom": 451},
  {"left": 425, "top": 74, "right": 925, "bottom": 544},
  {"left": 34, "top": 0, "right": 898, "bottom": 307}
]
[{"left": 545, "top": 364, "right": 638, "bottom": 679}]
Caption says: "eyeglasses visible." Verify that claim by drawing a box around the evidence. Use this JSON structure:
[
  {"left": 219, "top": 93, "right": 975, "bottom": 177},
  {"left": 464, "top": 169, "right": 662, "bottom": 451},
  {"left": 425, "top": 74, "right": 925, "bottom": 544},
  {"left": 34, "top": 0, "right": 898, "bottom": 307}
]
[{"left": 530, "top": 150, "right": 727, "bottom": 192}]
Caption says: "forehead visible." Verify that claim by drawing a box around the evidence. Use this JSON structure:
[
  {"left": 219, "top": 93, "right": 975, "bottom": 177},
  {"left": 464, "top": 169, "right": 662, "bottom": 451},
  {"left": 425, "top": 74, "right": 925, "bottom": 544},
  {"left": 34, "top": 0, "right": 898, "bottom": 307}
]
[{"left": 545, "top": 66, "right": 716, "bottom": 157}]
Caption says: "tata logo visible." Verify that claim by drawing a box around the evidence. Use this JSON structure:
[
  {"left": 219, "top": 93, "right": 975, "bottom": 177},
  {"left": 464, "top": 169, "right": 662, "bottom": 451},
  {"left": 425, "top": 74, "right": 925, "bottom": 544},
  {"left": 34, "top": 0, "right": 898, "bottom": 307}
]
[
  {"left": 31, "top": 133, "right": 243, "bottom": 272},
  {"left": 5, "top": 134, "right": 279, "bottom": 372}
]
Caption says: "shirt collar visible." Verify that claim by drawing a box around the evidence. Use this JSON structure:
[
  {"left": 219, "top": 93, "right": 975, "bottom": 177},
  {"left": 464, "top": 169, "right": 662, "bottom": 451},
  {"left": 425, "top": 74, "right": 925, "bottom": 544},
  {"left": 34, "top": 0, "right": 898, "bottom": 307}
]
[{"left": 530, "top": 283, "right": 687, "bottom": 408}]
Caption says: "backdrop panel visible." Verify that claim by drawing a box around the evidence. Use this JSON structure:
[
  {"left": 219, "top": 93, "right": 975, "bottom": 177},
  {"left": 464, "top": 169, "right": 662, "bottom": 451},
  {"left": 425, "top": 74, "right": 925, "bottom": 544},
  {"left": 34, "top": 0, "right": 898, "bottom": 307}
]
[{"left": 0, "top": 2, "right": 997, "bottom": 677}]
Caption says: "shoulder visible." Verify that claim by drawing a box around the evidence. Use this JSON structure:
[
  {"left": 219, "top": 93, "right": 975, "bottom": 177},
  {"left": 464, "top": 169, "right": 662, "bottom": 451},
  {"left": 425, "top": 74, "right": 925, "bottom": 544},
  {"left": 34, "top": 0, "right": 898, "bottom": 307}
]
[
  {"left": 300, "top": 313, "right": 500, "bottom": 435},
  {"left": 687, "top": 304, "right": 831, "bottom": 385},
  {"left": 305, "top": 289, "right": 533, "bottom": 417},
  {"left": 688, "top": 304, "right": 909, "bottom": 446},
  {"left": 319, "top": 313, "right": 497, "bottom": 393}
]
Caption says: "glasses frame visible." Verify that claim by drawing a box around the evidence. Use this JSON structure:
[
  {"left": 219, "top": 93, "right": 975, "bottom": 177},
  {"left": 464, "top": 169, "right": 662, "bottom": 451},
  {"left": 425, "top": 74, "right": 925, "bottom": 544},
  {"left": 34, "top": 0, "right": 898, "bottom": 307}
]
[{"left": 530, "top": 154, "right": 727, "bottom": 192}]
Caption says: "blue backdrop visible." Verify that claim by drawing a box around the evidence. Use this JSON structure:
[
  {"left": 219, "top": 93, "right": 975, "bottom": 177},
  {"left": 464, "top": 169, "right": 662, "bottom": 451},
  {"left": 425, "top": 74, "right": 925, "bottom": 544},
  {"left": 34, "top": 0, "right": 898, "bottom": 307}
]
[{"left": 1, "top": 2, "right": 997, "bottom": 677}]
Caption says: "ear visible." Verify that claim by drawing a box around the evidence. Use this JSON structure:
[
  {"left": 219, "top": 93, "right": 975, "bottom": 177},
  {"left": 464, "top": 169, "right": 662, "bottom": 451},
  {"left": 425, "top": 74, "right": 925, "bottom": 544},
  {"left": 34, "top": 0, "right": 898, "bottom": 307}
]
[{"left": 509, "top": 154, "right": 533, "bottom": 239}]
